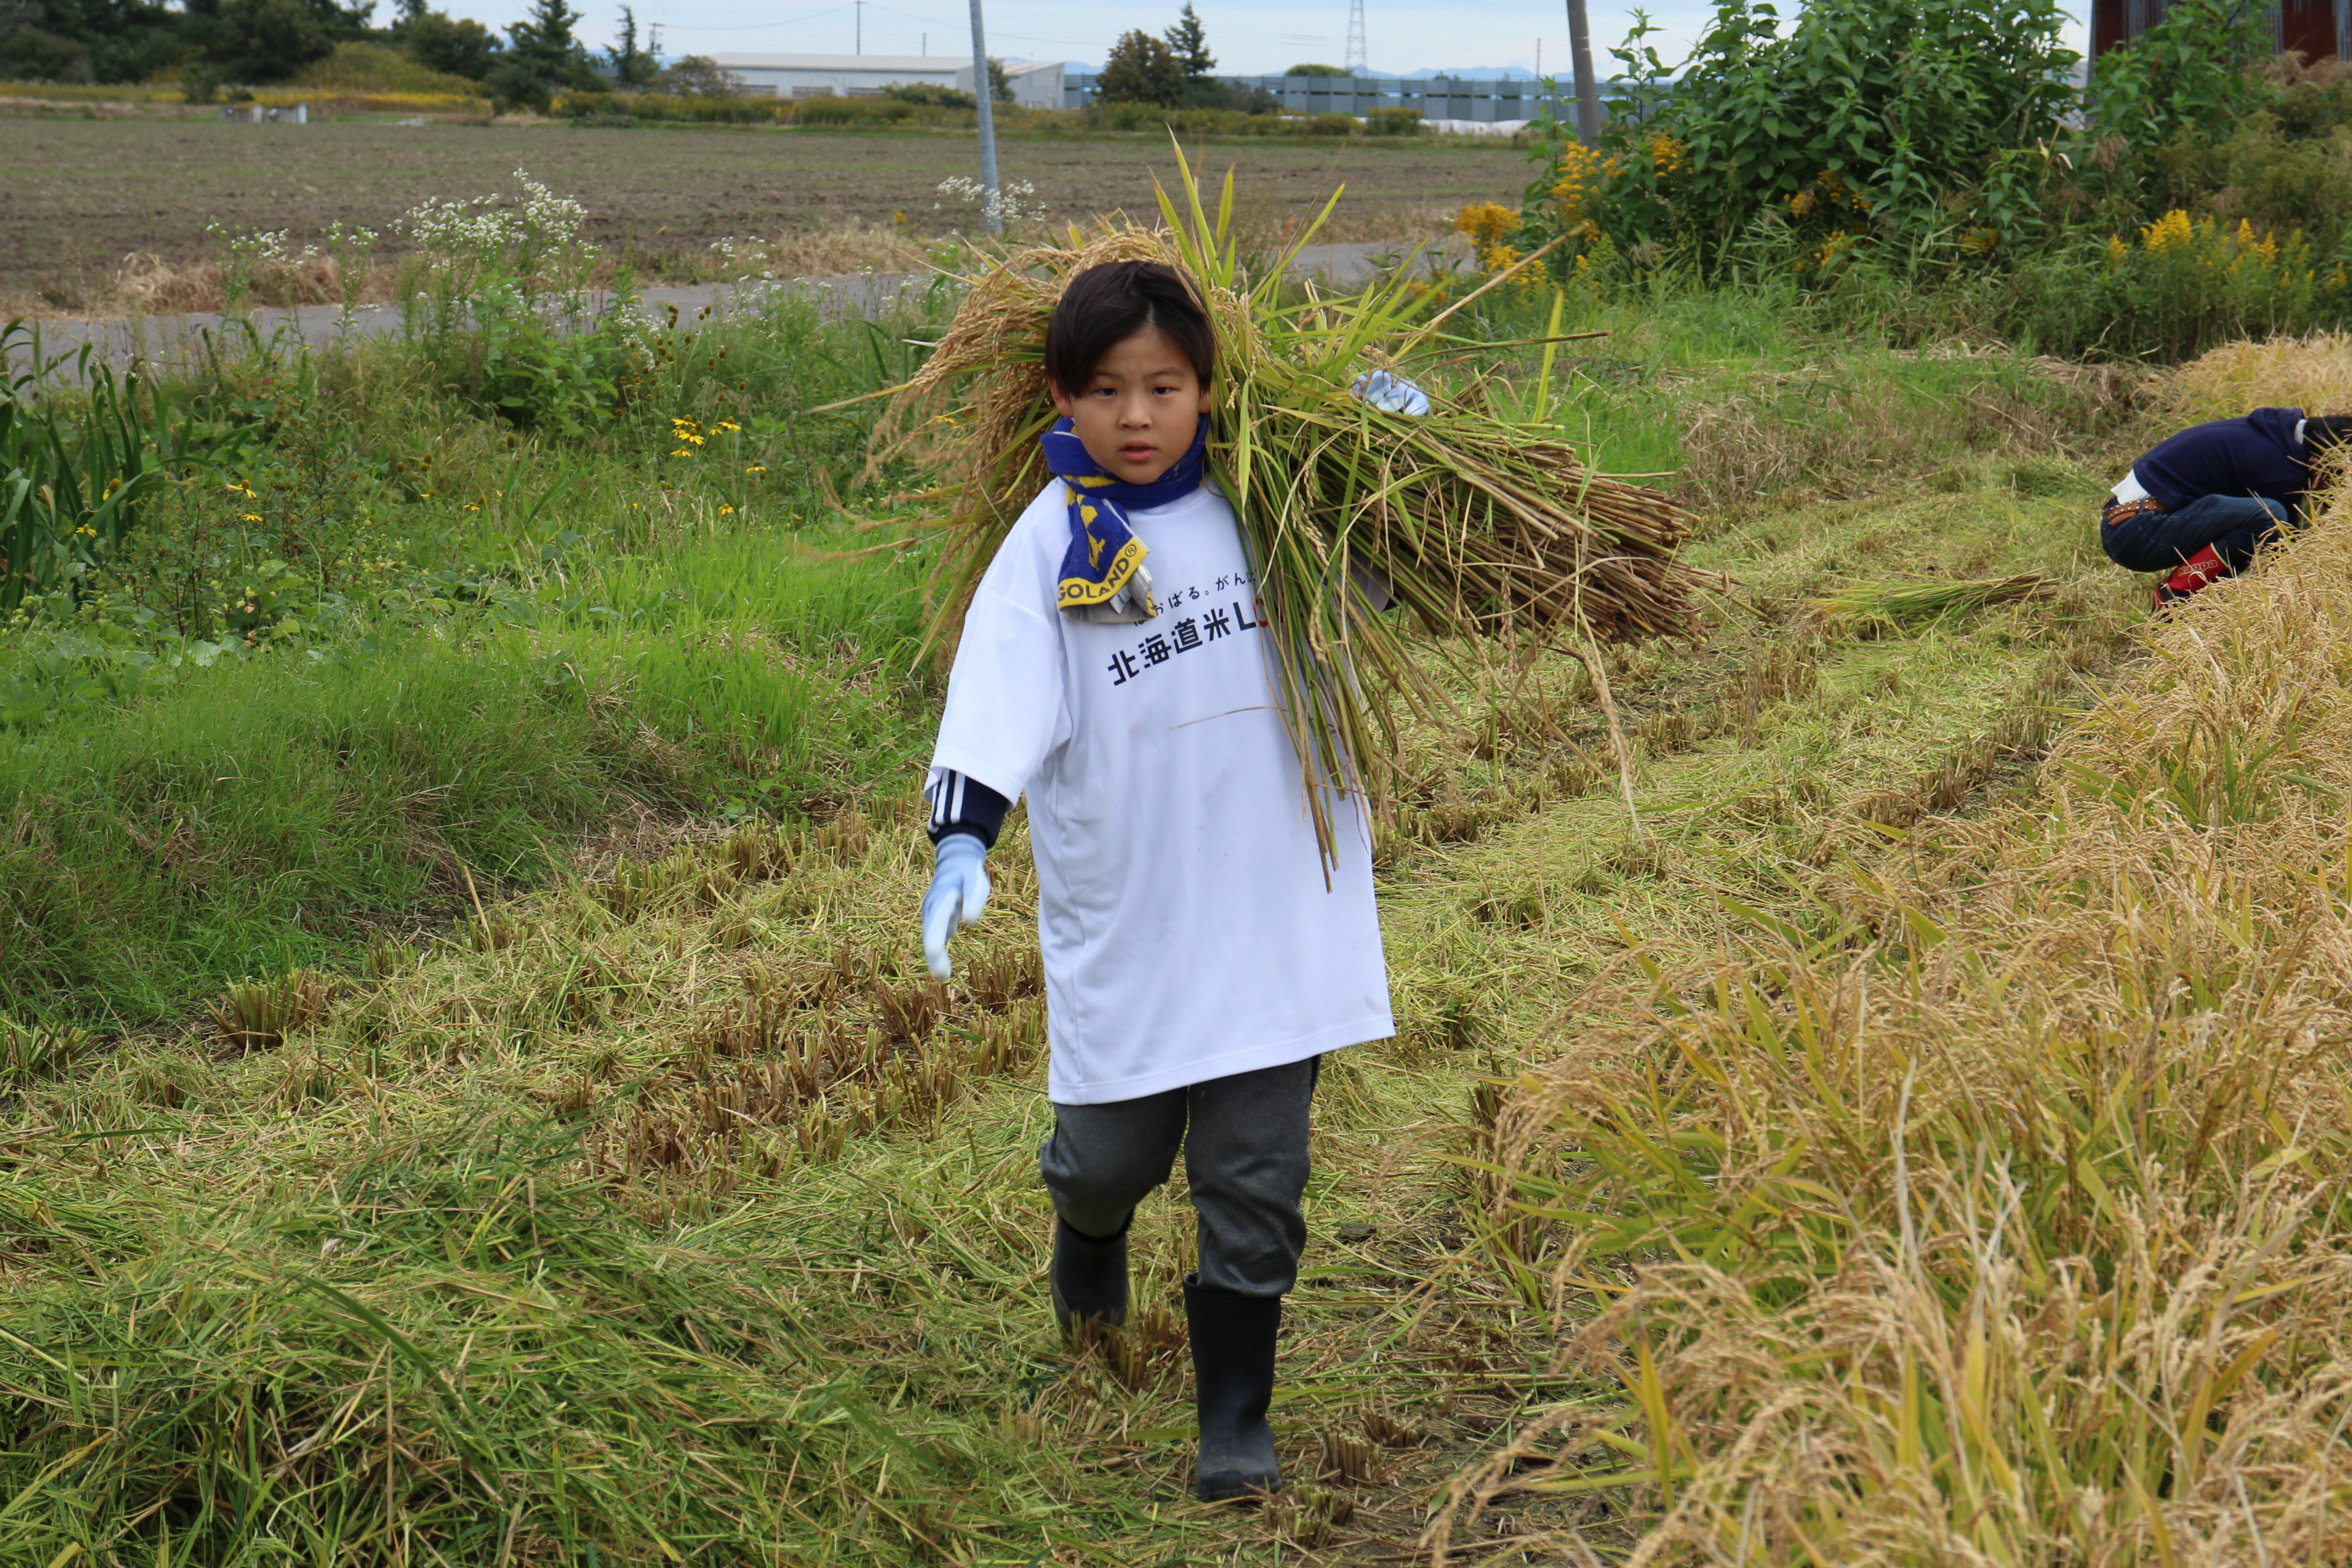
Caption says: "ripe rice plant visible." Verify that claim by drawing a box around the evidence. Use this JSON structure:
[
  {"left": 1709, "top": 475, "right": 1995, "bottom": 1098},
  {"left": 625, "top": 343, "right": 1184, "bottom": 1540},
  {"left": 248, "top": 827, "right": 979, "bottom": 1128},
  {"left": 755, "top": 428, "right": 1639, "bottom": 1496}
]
[
  {"left": 873, "top": 151, "right": 1703, "bottom": 853},
  {"left": 1446, "top": 476, "right": 2352, "bottom": 1560}
]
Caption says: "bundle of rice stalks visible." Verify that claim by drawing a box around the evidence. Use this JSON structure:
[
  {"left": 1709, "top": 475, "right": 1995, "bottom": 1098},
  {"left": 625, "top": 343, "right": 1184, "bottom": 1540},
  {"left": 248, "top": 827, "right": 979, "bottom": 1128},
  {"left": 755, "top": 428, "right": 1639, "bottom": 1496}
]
[
  {"left": 1803, "top": 571, "right": 2055, "bottom": 632},
  {"left": 872, "top": 149, "right": 1702, "bottom": 850}
]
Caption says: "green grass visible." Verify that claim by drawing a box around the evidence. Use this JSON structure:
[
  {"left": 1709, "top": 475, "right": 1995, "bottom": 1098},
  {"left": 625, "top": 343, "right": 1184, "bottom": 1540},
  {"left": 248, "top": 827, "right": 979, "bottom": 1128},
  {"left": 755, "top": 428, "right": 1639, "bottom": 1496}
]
[
  {"left": 0, "top": 260, "right": 2173, "bottom": 1563},
  {"left": 1, "top": 288, "right": 946, "bottom": 1025},
  {"left": 0, "top": 574, "right": 931, "bottom": 1025}
]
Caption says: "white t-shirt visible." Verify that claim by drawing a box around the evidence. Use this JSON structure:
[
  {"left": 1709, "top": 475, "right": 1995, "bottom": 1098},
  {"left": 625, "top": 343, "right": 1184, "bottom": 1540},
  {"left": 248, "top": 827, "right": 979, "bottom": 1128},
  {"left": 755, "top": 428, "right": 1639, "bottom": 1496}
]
[{"left": 930, "top": 478, "right": 1394, "bottom": 1105}]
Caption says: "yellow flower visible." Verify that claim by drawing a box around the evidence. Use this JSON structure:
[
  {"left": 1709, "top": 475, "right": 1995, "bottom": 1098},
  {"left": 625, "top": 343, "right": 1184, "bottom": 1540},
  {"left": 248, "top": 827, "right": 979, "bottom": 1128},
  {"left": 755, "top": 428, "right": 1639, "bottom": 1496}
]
[
  {"left": 715, "top": 420, "right": 740, "bottom": 433},
  {"left": 718, "top": 504, "right": 735, "bottom": 515},
  {"left": 1789, "top": 189, "right": 1817, "bottom": 218},
  {"left": 1647, "top": 132, "right": 1683, "bottom": 173},
  {"left": 1960, "top": 226, "right": 2000, "bottom": 256},
  {"left": 1454, "top": 201, "right": 1529, "bottom": 271},
  {"left": 2104, "top": 235, "right": 2130, "bottom": 268},
  {"left": 226, "top": 480, "right": 255, "bottom": 497},
  {"left": 2141, "top": 209, "right": 2193, "bottom": 254},
  {"left": 746, "top": 464, "right": 768, "bottom": 475},
  {"left": 671, "top": 447, "right": 694, "bottom": 457},
  {"left": 241, "top": 512, "right": 263, "bottom": 522}
]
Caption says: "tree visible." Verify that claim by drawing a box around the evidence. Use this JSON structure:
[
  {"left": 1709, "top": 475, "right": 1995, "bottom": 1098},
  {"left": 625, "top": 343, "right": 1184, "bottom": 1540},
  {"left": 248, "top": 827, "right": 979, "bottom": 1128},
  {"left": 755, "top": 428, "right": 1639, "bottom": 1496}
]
[
  {"left": 400, "top": 5, "right": 500, "bottom": 78},
  {"left": 988, "top": 54, "right": 1011, "bottom": 102},
  {"left": 1163, "top": 3, "right": 1212, "bottom": 78},
  {"left": 492, "top": 0, "right": 598, "bottom": 105},
  {"left": 1285, "top": 61, "right": 1348, "bottom": 76},
  {"left": 1098, "top": 28, "right": 1186, "bottom": 107},
  {"left": 649, "top": 54, "right": 743, "bottom": 94},
  {"left": 504, "top": 0, "right": 592, "bottom": 81},
  {"left": 1, "top": 24, "right": 95, "bottom": 81},
  {"left": 1, "top": 0, "right": 217, "bottom": 81},
  {"left": 178, "top": 0, "right": 370, "bottom": 80},
  {"left": 605, "top": 3, "right": 655, "bottom": 87}
]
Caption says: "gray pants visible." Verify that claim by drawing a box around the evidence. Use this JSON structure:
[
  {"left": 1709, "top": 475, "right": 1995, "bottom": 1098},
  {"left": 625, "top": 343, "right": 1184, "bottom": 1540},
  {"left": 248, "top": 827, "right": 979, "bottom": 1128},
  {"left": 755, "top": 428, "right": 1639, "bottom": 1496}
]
[{"left": 1039, "top": 1056, "right": 1319, "bottom": 1298}]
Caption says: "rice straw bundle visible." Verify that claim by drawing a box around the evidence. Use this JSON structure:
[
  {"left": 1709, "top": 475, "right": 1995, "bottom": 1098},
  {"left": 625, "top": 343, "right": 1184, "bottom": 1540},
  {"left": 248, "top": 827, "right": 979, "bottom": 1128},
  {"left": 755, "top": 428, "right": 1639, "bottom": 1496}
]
[{"left": 874, "top": 152, "right": 1704, "bottom": 852}]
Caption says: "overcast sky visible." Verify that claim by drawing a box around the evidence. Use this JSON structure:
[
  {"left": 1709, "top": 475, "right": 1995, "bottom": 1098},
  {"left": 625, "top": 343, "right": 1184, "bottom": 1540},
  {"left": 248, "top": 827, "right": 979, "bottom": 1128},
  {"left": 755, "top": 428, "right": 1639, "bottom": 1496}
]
[{"left": 471, "top": 0, "right": 2091, "bottom": 81}]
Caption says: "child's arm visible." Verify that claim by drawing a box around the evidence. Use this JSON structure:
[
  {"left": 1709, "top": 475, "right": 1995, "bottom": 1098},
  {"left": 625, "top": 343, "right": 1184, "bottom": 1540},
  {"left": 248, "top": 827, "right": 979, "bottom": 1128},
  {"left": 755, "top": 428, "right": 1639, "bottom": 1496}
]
[
  {"left": 921, "top": 771, "right": 1012, "bottom": 979},
  {"left": 919, "top": 502, "right": 1070, "bottom": 978}
]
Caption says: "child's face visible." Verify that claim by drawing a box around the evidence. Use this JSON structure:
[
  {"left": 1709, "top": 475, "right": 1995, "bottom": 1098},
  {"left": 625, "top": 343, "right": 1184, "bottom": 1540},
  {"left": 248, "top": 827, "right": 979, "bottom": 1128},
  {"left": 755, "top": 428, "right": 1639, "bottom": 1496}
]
[{"left": 1049, "top": 326, "right": 1211, "bottom": 486}]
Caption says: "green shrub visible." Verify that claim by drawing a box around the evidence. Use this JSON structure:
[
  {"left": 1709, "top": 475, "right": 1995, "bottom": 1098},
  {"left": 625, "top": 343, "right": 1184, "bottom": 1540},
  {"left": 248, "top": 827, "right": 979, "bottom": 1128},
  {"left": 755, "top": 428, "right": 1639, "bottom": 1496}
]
[
  {"left": 1074, "top": 100, "right": 1297, "bottom": 136},
  {"left": 2, "top": 333, "right": 232, "bottom": 616},
  {"left": 2150, "top": 112, "right": 2352, "bottom": 245},
  {"left": 1366, "top": 105, "right": 1421, "bottom": 136},
  {"left": 793, "top": 94, "right": 922, "bottom": 126},
  {"left": 2083, "top": 0, "right": 2270, "bottom": 147},
  {"left": 1302, "top": 111, "right": 1358, "bottom": 136},
  {"left": 2010, "top": 213, "right": 2343, "bottom": 359},
  {"left": 882, "top": 80, "right": 975, "bottom": 109},
  {"left": 559, "top": 88, "right": 788, "bottom": 123},
  {"left": 1531, "top": 0, "right": 2078, "bottom": 270}
]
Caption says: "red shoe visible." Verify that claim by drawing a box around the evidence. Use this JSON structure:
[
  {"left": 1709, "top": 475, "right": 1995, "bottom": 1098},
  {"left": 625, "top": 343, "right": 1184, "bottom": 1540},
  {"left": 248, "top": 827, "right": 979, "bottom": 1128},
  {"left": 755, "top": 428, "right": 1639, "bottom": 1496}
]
[{"left": 2152, "top": 545, "right": 2230, "bottom": 612}]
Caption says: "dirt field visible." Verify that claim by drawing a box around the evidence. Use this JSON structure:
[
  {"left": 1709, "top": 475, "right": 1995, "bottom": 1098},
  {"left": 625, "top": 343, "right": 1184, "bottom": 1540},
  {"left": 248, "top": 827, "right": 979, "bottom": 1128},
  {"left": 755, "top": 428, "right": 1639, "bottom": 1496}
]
[{"left": 0, "top": 118, "right": 1526, "bottom": 308}]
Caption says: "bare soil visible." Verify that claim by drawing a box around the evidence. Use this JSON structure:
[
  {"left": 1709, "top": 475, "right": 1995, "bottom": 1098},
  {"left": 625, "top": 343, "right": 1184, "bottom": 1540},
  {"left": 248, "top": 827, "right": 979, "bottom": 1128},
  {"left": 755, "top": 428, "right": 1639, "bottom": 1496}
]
[{"left": 0, "top": 119, "right": 1526, "bottom": 310}]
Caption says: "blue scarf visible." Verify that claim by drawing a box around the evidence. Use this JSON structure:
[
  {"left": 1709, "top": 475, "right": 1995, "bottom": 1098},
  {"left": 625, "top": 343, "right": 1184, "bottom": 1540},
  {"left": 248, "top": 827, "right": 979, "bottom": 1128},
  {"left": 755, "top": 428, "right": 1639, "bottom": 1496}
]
[{"left": 1042, "top": 417, "right": 1207, "bottom": 624}]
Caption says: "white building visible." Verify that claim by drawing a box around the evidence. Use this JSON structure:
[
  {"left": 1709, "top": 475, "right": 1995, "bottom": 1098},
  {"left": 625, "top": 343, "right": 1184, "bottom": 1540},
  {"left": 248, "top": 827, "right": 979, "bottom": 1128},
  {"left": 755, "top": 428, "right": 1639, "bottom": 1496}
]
[{"left": 706, "top": 53, "right": 1065, "bottom": 109}]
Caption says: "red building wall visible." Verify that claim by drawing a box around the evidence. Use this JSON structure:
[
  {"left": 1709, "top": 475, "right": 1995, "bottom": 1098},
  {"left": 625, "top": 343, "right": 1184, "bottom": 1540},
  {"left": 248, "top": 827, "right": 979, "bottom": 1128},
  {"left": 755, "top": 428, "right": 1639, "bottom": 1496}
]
[{"left": 2091, "top": 0, "right": 2344, "bottom": 61}]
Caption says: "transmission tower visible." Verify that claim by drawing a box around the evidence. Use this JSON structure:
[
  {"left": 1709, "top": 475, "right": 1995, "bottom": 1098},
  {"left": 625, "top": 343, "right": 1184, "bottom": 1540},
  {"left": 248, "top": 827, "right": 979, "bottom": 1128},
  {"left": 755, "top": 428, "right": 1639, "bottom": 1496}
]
[{"left": 1344, "top": 0, "right": 1367, "bottom": 73}]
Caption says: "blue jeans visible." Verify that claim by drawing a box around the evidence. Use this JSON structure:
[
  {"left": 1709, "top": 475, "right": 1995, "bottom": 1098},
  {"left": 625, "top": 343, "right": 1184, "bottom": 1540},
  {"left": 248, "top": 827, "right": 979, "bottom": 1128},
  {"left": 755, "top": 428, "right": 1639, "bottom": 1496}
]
[{"left": 2101, "top": 492, "right": 2291, "bottom": 574}]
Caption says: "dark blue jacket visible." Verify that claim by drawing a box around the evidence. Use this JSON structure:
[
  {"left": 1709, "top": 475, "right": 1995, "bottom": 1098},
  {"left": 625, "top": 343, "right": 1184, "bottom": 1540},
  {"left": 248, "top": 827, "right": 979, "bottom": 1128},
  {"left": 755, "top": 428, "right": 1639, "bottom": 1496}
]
[{"left": 2133, "top": 407, "right": 2310, "bottom": 514}]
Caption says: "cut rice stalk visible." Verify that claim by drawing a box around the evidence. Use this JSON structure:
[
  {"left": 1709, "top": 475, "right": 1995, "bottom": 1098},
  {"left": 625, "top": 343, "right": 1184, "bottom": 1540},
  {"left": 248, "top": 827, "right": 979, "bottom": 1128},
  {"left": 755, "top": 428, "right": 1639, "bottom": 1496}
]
[
  {"left": 872, "top": 144, "right": 1705, "bottom": 859},
  {"left": 1805, "top": 573, "right": 2056, "bottom": 632}
]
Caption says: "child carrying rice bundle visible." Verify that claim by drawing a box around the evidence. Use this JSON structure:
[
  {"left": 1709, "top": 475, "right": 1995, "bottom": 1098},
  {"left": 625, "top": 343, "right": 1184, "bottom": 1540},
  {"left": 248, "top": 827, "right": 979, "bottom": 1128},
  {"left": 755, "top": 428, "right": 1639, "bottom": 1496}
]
[{"left": 895, "top": 168, "right": 1699, "bottom": 1504}]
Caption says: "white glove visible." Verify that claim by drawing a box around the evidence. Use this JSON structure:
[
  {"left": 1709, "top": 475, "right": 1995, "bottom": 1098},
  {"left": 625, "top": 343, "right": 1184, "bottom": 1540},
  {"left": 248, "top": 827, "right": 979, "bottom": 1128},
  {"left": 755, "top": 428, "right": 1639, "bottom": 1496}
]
[
  {"left": 921, "top": 832, "right": 991, "bottom": 980},
  {"left": 1351, "top": 369, "right": 1430, "bottom": 416}
]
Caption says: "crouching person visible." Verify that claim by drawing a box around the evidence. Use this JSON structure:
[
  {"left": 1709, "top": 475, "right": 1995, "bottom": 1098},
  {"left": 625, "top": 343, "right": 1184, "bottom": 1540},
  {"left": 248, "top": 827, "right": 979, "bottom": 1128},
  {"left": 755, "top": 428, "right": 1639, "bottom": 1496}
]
[
  {"left": 2102, "top": 406, "right": 2351, "bottom": 611},
  {"left": 915, "top": 260, "right": 1398, "bottom": 1503}
]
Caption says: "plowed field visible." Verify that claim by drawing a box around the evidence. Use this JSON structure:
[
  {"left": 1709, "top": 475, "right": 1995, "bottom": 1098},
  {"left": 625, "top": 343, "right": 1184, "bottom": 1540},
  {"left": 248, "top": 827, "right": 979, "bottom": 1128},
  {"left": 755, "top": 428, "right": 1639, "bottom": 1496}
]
[{"left": 0, "top": 118, "right": 1524, "bottom": 306}]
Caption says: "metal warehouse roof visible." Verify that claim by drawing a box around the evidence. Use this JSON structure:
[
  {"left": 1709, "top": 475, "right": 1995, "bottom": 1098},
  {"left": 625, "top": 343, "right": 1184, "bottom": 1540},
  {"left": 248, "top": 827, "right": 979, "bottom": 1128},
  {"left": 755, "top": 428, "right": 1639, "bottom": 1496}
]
[{"left": 705, "top": 54, "right": 967, "bottom": 71}]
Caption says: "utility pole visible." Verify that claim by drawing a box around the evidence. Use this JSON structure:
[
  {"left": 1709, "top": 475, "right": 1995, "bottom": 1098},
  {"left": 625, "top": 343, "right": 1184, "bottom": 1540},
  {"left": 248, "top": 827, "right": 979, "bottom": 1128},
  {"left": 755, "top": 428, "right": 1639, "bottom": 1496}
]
[
  {"left": 968, "top": 0, "right": 1002, "bottom": 234},
  {"left": 855, "top": 0, "right": 862, "bottom": 54},
  {"left": 1563, "top": 0, "right": 1601, "bottom": 143}
]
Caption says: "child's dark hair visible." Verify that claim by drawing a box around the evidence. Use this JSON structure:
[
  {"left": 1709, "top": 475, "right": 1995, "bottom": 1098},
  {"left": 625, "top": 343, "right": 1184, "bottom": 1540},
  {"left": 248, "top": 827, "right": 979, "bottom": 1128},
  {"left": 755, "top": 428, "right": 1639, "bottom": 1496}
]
[
  {"left": 1044, "top": 261, "right": 1216, "bottom": 397},
  {"left": 2308, "top": 414, "right": 2352, "bottom": 453}
]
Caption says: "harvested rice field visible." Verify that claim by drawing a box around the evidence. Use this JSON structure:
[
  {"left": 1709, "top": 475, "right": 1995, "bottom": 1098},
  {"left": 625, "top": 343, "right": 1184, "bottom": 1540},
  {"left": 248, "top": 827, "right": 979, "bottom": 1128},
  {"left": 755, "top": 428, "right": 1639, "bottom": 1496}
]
[{"left": 7, "top": 206, "right": 2352, "bottom": 1560}]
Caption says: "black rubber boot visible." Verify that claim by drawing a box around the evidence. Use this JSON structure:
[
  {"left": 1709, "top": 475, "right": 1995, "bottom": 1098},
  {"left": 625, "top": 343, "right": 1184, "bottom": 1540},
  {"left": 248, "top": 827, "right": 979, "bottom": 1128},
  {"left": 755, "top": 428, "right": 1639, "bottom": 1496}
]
[
  {"left": 1050, "top": 1214, "right": 1130, "bottom": 1335},
  {"left": 1184, "top": 1275, "right": 1282, "bottom": 1503}
]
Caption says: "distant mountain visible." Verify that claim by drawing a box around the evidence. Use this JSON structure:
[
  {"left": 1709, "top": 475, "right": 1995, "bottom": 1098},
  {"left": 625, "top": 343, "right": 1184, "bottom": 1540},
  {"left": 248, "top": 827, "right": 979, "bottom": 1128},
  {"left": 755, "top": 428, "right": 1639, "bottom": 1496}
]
[
  {"left": 1067, "top": 62, "right": 1557, "bottom": 81},
  {"left": 1391, "top": 64, "right": 1540, "bottom": 79}
]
